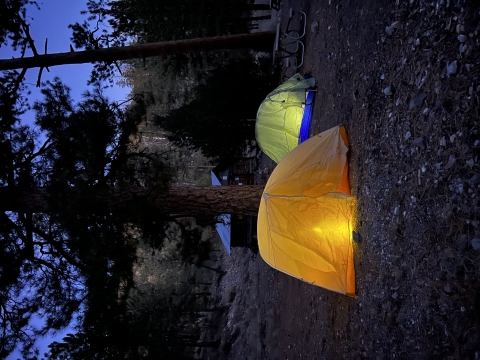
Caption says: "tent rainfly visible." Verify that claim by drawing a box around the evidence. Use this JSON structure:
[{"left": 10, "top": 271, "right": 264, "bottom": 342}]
[
  {"left": 255, "top": 73, "right": 315, "bottom": 164},
  {"left": 257, "top": 126, "right": 357, "bottom": 296}
]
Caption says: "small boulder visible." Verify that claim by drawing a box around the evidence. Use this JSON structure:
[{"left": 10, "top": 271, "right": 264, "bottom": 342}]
[
  {"left": 409, "top": 93, "right": 427, "bottom": 109},
  {"left": 472, "top": 238, "right": 480, "bottom": 251},
  {"left": 383, "top": 86, "right": 393, "bottom": 96},
  {"left": 352, "top": 231, "right": 361, "bottom": 243},
  {"left": 413, "top": 137, "right": 426, "bottom": 150},
  {"left": 447, "top": 61, "right": 458, "bottom": 77}
]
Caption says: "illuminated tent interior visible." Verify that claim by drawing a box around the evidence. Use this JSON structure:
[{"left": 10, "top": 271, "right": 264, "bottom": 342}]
[
  {"left": 255, "top": 73, "right": 315, "bottom": 164},
  {"left": 257, "top": 126, "right": 357, "bottom": 296}
]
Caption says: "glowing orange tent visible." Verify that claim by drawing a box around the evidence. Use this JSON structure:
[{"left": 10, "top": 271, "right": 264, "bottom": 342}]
[{"left": 257, "top": 125, "right": 356, "bottom": 296}]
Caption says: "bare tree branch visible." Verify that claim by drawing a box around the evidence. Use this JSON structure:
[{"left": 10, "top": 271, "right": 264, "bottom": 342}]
[
  {"left": 16, "top": 14, "right": 39, "bottom": 57},
  {"left": 31, "top": 226, "right": 88, "bottom": 273}
]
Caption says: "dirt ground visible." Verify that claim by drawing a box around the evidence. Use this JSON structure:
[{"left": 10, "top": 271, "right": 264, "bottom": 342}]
[{"left": 200, "top": 0, "right": 480, "bottom": 359}]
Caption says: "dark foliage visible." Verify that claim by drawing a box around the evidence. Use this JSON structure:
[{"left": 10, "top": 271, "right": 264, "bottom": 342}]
[
  {"left": 155, "top": 57, "right": 278, "bottom": 160},
  {"left": 0, "top": 75, "right": 176, "bottom": 357},
  {"left": 1, "top": 73, "right": 222, "bottom": 358},
  {"left": 69, "top": 0, "right": 249, "bottom": 84},
  {"left": 1, "top": 0, "right": 260, "bottom": 357},
  {"left": 71, "top": 0, "right": 248, "bottom": 47},
  {"left": 0, "top": 64, "right": 44, "bottom": 358},
  {"left": 0, "top": 0, "right": 39, "bottom": 51}
]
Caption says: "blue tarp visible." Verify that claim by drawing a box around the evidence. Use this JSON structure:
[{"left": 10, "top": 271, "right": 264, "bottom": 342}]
[
  {"left": 298, "top": 90, "right": 315, "bottom": 144},
  {"left": 211, "top": 172, "right": 231, "bottom": 255}
]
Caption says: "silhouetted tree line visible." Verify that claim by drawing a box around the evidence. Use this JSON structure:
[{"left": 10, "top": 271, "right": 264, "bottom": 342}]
[{"left": 0, "top": 0, "right": 269, "bottom": 357}]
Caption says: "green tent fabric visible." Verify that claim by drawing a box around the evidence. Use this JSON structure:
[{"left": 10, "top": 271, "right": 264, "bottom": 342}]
[{"left": 255, "top": 74, "right": 316, "bottom": 163}]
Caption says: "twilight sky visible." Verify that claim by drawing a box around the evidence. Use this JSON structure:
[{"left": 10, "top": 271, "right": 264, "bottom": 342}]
[
  {"left": 1, "top": 1, "right": 130, "bottom": 358},
  {"left": 1, "top": 0, "right": 130, "bottom": 126}
]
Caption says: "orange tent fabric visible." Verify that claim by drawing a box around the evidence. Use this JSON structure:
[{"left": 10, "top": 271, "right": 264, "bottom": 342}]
[{"left": 257, "top": 125, "right": 356, "bottom": 296}]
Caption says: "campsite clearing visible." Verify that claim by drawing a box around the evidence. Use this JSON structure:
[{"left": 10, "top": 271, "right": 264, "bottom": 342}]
[{"left": 200, "top": 0, "right": 480, "bottom": 358}]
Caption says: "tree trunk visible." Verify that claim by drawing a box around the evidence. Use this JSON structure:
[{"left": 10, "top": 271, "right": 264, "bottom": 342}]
[
  {"left": 0, "top": 32, "right": 275, "bottom": 71},
  {"left": 0, "top": 185, "right": 265, "bottom": 216}
]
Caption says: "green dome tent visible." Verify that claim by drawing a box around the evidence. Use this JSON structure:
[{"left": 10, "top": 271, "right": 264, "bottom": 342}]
[{"left": 255, "top": 74, "right": 315, "bottom": 163}]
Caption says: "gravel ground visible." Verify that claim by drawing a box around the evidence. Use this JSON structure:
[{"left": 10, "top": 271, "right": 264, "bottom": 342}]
[{"left": 200, "top": 1, "right": 480, "bottom": 359}]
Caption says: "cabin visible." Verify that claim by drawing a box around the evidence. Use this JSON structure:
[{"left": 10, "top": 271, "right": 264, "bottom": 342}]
[
  {"left": 212, "top": 157, "right": 256, "bottom": 186},
  {"left": 211, "top": 157, "right": 258, "bottom": 253}
]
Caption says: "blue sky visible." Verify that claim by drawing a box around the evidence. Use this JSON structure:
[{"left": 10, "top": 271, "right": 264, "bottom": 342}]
[
  {"left": 1, "top": 1, "right": 130, "bottom": 358},
  {"left": 1, "top": 0, "right": 130, "bottom": 126}
]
